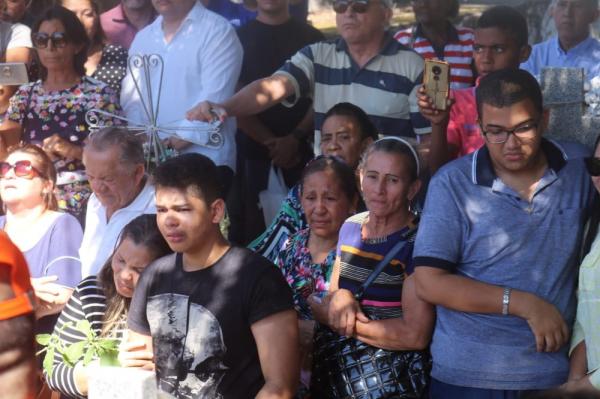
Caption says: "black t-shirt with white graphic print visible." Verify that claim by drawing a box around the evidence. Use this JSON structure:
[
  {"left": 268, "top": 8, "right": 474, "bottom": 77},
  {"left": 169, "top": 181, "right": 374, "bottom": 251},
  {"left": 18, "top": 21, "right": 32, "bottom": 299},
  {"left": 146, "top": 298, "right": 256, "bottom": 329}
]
[{"left": 128, "top": 247, "right": 294, "bottom": 399}]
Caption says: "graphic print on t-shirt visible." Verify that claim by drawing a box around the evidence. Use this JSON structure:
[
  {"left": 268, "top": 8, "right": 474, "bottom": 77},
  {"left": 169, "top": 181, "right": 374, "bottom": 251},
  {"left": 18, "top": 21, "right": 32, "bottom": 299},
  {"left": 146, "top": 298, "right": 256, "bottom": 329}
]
[{"left": 147, "top": 293, "right": 228, "bottom": 399}]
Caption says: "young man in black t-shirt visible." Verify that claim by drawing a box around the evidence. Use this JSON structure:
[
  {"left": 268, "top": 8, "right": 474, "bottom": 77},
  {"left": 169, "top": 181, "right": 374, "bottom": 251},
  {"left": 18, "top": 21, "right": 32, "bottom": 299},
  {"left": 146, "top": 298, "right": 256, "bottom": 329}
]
[{"left": 122, "top": 153, "right": 299, "bottom": 399}]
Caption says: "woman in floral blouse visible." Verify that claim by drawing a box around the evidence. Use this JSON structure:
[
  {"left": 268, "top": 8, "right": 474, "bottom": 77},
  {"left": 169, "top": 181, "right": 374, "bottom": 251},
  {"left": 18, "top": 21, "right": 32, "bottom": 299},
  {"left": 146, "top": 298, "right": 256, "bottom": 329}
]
[
  {"left": 275, "top": 155, "right": 358, "bottom": 395},
  {"left": 0, "top": 6, "right": 120, "bottom": 220}
]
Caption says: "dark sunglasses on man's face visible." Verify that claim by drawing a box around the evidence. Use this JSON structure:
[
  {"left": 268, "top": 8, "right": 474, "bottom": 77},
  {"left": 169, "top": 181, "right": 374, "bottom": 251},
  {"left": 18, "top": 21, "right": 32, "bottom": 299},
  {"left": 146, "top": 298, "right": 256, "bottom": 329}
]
[
  {"left": 0, "top": 160, "right": 44, "bottom": 179},
  {"left": 32, "top": 31, "right": 68, "bottom": 49},
  {"left": 585, "top": 157, "right": 600, "bottom": 177},
  {"left": 333, "top": 0, "right": 371, "bottom": 14}
]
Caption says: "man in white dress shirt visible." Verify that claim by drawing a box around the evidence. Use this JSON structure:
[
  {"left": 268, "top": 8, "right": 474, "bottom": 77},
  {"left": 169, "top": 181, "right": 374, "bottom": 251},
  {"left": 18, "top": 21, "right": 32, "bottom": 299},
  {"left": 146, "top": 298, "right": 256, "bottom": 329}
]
[
  {"left": 79, "top": 127, "right": 156, "bottom": 277},
  {"left": 120, "top": 0, "right": 243, "bottom": 195}
]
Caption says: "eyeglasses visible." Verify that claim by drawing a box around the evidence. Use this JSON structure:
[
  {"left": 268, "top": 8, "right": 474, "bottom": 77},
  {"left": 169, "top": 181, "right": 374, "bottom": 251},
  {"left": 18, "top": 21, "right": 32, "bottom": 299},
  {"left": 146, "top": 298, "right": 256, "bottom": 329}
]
[
  {"left": 333, "top": 0, "right": 371, "bottom": 14},
  {"left": 585, "top": 157, "right": 600, "bottom": 176},
  {"left": 479, "top": 120, "right": 539, "bottom": 144},
  {"left": 0, "top": 160, "right": 44, "bottom": 179},
  {"left": 32, "top": 32, "right": 68, "bottom": 49}
]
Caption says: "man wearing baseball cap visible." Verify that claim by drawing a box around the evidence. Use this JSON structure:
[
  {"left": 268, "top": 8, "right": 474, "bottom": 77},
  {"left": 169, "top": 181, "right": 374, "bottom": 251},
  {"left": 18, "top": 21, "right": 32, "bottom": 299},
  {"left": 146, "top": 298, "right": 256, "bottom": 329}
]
[{"left": 0, "top": 231, "right": 37, "bottom": 398}]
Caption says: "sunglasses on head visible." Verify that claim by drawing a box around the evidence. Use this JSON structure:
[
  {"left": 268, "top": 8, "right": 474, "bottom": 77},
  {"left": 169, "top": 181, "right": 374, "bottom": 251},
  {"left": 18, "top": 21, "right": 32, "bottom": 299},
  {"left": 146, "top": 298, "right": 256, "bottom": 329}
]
[
  {"left": 32, "top": 31, "right": 68, "bottom": 49},
  {"left": 585, "top": 157, "right": 600, "bottom": 177},
  {"left": 0, "top": 160, "right": 44, "bottom": 179},
  {"left": 333, "top": 0, "right": 371, "bottom": 13}
]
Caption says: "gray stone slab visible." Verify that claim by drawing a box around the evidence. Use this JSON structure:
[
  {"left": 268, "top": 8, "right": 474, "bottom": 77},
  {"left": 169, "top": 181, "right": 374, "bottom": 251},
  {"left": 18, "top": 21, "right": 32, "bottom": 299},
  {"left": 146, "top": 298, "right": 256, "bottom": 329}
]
[{"left": 88, "top": 366, "right": 158, "bottom": 399}]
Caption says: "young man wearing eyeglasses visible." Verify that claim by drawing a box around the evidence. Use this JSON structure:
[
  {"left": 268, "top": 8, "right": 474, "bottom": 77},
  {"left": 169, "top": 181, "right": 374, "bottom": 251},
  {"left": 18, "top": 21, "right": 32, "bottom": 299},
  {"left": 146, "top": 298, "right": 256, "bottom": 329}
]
[
  {"left": 413, "top": 68, "right": 593, "bottom": 398},
  {"left": 186, "top": 0, "right": 430, "bottom": 151},
  {"left": 418, "top": 5, "right": 531, "bottom": 174}
]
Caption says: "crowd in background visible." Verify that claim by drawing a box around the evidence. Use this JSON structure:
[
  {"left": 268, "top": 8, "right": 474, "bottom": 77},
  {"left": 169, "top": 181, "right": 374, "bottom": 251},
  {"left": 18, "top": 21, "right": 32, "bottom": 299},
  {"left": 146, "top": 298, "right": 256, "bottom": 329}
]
[{"left": 2, "top": 0, "right": 600, "bottom": 398}]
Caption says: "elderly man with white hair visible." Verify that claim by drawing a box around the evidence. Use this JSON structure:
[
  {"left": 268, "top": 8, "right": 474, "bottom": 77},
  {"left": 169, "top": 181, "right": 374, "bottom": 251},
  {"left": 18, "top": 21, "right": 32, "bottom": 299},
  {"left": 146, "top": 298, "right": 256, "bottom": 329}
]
[
  {"left": 79, "top": 127, "right": 156, "bottom": 277},
  {"left": 187, "top": 0, "right": 431, "bottom": 150}
]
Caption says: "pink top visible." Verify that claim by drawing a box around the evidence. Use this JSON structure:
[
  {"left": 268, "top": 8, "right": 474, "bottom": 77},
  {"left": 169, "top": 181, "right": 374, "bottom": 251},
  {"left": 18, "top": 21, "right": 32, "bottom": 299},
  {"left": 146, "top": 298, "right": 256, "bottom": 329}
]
[
  {"left": 100, "top": 4, "right": 146, "bottom": 50},
  {"left": 447, "top": 85, "right": 484, "bottom": 158}
]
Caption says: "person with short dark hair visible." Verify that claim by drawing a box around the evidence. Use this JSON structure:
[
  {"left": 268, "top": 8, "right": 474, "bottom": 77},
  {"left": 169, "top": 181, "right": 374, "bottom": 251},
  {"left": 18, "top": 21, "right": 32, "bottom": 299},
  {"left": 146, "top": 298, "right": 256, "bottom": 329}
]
[
  {"left": 79, "top": 127, "right": 155, "bottom": 278},
  {"left": 100, "top": 0, "right": 156, "bottom": 50},
  {"left": 395, "top": 0, "right": 475, "bottom": 89},
  {"left": 413, "top": 68, "right": 593, "bottom": 397},
  {"left": 419, "top": 5, "right": 531, "bottom": 173},
  {"left": 231, "top": 0, "right": 323, "bottom": 244},
  {"left": 522, "top": 0, "right": 600, "bottom": 82},
  {"left": 122, "top": 153, "right": 299, "bottom": 398},
  {"left": 0, "top": 231, "right": 37, "bottom": 399}
]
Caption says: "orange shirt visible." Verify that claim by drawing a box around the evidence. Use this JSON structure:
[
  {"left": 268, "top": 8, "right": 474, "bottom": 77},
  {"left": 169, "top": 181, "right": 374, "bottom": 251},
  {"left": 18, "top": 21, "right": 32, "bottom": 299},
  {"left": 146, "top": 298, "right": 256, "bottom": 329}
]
[{"left": 0, "top": 231, "right": 34, "bottom": 320}]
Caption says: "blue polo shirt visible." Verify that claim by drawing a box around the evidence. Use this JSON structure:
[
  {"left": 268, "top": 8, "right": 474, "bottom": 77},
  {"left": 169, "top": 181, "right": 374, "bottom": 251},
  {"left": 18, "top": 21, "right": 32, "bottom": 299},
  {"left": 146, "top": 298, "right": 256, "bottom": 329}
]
[
  {"left": 413, "top": 139, "right": 592, "bottom": 390},
  {"left": 521, "top": 35, "right": 600, "bottom": 81}
]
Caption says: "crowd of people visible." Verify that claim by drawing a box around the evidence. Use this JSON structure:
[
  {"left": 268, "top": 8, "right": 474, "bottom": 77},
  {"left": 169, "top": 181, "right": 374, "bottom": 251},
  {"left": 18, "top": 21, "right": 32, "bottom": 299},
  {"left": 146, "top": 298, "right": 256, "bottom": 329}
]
[{"left": 2, "top": 0, "right": 600, "bottom": 398}]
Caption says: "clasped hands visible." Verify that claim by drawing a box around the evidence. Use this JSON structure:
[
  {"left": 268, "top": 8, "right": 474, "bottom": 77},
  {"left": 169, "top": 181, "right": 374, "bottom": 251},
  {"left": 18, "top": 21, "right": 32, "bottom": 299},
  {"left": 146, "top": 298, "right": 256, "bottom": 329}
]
[{"left": 308, "top": 289, "right": 369, "bottom": 337}]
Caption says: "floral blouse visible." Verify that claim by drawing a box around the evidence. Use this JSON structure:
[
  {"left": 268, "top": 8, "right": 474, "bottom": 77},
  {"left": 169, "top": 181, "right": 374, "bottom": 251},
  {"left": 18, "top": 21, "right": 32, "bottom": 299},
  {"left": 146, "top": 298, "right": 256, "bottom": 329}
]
[
  {"left": 275, "top": 228, "right": 336, "bottom": 320},
  {"left": 6, "top": 77, "right": 121, "bottom": 185}
]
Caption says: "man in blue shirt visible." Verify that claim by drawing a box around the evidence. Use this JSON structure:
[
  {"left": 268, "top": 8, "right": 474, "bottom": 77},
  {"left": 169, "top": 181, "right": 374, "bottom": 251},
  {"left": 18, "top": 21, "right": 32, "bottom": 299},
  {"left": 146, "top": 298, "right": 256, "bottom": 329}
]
[
  {"left": 521, "top": 0, "right": 600, "bottom": 81},
  {"left": 413, "top": 68, "right": 592, "bottom": 398}
]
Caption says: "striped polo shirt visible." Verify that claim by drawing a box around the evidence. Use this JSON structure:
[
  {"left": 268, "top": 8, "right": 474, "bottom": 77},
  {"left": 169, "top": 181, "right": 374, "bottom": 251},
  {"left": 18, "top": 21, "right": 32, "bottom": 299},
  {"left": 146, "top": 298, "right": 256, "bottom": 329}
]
[
  {"left": 336, "top": 212, "right": 417, "bottom": 320},
  {"left": 275, "top": 33, "right": 431, "bottom": 141},
  {"left": 394, "top": 24, "right": 475, "bottom": 89}
]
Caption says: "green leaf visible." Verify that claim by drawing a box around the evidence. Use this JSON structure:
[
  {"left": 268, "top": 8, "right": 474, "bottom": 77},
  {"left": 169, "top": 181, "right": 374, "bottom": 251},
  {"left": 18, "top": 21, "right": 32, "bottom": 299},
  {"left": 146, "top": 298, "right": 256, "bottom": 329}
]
[
  {"left": 98, "top": 339, "right": 119, "bottom": 351},
  {"left": 36, "top": 334, "right": 52, "bottom": 346},
  {"left": 63, "top": 341, "right": 86, "bottom": 365},
  {"left": 75, "top": 320, "right": 94, "bottom": 339},
  {"left": 43, "top": 347, "right": 55, "bottom": 377},
  {"left": 83, "top": 346, "right": 95, "bottom": 366}
]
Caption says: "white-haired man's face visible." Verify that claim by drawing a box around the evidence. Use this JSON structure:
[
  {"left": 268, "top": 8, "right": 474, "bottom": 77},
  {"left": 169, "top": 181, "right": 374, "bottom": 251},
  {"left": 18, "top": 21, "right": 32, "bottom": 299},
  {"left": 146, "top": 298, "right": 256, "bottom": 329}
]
[
  {"left": 82, "top": 145, "right": 145, "bottom": 217},
  {"left": 335, "top": 0, "right": 391, "bottom": 46}
]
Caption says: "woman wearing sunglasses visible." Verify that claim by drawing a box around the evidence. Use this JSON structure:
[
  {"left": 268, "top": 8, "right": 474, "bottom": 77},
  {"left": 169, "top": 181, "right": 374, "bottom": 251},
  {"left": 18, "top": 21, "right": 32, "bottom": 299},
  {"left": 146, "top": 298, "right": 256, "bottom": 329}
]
[
  {"left": 0, "top": 6, "right": 121, "bottom": 221},
  {"left": 0, "top": 143, "right": 82, "bottom": 334},
  {"left": 564, "top": 138, "right": 600, "bottom": 392}
]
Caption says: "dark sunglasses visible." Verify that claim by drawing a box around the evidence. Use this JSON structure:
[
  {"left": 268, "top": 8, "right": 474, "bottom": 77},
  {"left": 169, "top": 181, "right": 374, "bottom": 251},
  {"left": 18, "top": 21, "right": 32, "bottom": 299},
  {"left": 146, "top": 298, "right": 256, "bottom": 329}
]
[
  {"left": 0, "top": 160, "right": 44, "bottom": 179},
  {"left": 585, "top": 157, "right": 600, "bottom": 177},
  {"left": 32, "top": 31, "right": 68, "bottom": 49},
  {"left": 333, "top": 0, "right": 371, "bottom": 13}
]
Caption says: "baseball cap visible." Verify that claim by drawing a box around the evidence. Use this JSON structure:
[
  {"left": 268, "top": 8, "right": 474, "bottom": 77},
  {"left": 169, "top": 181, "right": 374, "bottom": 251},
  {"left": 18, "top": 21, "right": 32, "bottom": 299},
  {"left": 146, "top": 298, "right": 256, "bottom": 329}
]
[{"left": 0, "top": 232, "right": 34, "bottom": 320}]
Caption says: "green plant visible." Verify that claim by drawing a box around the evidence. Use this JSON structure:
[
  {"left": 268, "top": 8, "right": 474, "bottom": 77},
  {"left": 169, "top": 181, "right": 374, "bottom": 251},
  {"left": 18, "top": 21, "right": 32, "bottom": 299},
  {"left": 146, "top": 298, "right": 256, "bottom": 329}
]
[{"left": 36, "top": 320, "right": 120, "bottom": 376}]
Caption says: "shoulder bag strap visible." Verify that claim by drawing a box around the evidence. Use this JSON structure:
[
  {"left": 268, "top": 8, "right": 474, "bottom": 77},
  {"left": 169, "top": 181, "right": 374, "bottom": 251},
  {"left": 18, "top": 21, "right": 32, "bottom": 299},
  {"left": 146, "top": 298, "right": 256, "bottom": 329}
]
[{"left": 353, "top": 225, "right": 417, "bottom": 302}]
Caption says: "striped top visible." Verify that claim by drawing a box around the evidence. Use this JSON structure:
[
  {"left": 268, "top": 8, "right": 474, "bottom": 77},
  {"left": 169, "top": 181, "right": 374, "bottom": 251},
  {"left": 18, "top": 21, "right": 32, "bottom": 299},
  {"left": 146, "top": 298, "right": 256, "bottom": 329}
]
[
  {"left": 275, "top": 33, "right": 431, "bottom": 140},
  {"left": 336, "top": 212, "right": 417, "bottom": 320},
  {"left": 45, "top": 276, "right": 124, "bottom": 399},
  {"left": 394, "top": 24, "right": 475, "bottom": 89}
]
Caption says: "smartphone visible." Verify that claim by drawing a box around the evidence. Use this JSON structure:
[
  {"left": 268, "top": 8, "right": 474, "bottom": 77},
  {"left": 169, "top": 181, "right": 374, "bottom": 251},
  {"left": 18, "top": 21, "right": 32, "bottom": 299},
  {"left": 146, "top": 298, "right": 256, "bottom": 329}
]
[
  {"left": 0, "top": 62, "right": 28, "bottom": 85},
  {"left": 423, "top": 59, "right": 450, "bottom": 111}
]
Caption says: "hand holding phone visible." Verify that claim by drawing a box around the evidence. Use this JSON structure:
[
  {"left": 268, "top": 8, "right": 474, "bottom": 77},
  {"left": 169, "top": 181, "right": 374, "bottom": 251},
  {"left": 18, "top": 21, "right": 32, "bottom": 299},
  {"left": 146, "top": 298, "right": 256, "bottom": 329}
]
[{"left": 423, "top": 60, "right": 450, "bottom": 111}]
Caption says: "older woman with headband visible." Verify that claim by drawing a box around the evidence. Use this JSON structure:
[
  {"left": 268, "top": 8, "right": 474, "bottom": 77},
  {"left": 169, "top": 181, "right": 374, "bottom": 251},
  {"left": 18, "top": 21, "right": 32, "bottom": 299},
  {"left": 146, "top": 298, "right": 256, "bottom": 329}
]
[{"left": 309, "top": 137, "right": 434, "bottom": 398}]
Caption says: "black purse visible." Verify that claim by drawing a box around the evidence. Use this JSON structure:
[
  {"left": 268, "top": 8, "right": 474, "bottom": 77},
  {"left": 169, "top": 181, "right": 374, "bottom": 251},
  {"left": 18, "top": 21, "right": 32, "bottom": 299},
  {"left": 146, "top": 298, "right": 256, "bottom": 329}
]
[{"left": 310, "top": 228, "right": 431, "bottom": 399}]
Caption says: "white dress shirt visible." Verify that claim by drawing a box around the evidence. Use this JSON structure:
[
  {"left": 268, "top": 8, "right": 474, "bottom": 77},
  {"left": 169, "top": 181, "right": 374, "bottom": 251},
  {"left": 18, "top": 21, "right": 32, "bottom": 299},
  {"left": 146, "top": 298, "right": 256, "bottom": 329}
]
[
  {"left": 120, "top": 1, "right": 243, "bottom": 170},
  {"left": 79, "top": 182, "right": 156, "bottom": 277}
]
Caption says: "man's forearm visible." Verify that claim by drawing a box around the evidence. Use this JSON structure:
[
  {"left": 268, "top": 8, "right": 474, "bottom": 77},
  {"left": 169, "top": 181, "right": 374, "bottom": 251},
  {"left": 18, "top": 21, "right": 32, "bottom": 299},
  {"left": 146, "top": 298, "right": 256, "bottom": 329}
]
[
  {"left": 414, "top": 268, "right": 539, "bottom": 319},
  {"left": 224, "top": 76, "right": 294, "bottom": 117}
]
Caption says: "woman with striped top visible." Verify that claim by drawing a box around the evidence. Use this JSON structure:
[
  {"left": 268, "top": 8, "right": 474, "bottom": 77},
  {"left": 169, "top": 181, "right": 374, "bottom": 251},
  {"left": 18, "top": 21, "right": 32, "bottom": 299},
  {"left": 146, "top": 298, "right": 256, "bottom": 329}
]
[
  {"left": 45, "top": 215, "right": 171, "bottom": 398},
  {"left": 310, "top": 137, "right": 434, "bottom": 353}
]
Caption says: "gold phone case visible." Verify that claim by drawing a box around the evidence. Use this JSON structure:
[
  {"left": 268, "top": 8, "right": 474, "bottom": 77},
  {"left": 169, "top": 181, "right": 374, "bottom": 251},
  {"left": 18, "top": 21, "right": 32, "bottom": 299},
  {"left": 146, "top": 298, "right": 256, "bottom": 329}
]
[{"left": 423, "top": 60, "right": 450, "bottom": 111}]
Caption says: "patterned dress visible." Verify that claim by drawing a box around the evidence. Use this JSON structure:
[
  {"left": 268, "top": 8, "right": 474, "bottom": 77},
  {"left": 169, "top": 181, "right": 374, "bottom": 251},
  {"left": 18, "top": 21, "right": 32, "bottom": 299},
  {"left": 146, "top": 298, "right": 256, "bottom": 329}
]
[
  {"left": 6, "top": 77, "right": 121, "bottom": 218},
  {"left": 275, "top": 228, "right": 336, "bottom": 320},
  {"left": 249, "top": 184, "right": 307, "bottom": 263}
]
